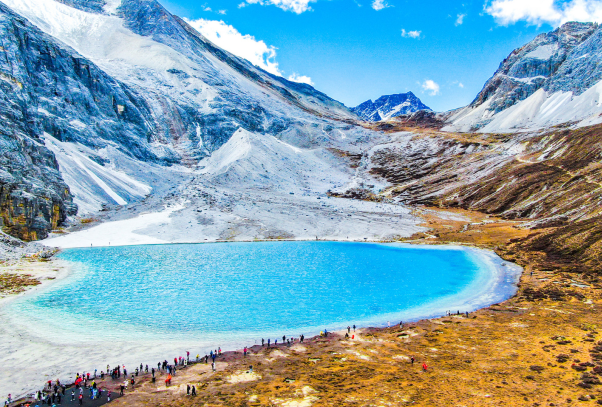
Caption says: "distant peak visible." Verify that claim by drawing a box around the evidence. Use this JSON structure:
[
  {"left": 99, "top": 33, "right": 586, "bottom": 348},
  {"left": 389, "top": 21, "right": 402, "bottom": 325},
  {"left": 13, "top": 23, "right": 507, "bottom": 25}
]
[{"left": 352, "top": 92, "right": 431, "bottom": 122}]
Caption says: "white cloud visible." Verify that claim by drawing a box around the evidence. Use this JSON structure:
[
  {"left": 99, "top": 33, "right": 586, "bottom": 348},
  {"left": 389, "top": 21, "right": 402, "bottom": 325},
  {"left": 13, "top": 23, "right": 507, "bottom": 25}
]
[
  {"left": 485, "top": 0, "right": 602, "bottom": 26},
  {"left": 455, "top": 13, "right": 466, "bottom": 25},
  {"left": 372, "top": 0, "right": 391, "bottom": 10},
  {"left": 288, "top": 73, "right": 314, "bottom": 85},
  {"left": 401, "top": 29, "right": 421, "bottom": 38},
  {"left": 242, "top": 0, "right": 315, "bottom": 13},
  {"left": 218, "top": 9, "right": 227, "bottom": 14},
  {"left": 458, "top": 82, "right": 464, "bottom": 88},
  {"left": 185, "top": 18, "right": 281, "bottom": 75},
  {"left": 422, "top": 79, "right": 440, "bottom": 95},
  {"left": 185, "top": 18, "right": 313, "bottom": 85}
]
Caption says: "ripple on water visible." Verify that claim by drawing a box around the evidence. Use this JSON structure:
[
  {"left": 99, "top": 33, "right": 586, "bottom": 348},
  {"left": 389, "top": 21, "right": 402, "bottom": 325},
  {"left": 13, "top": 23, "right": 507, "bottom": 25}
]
[{"left": 9, "top": 241, "right": 520, "bottom": 344}]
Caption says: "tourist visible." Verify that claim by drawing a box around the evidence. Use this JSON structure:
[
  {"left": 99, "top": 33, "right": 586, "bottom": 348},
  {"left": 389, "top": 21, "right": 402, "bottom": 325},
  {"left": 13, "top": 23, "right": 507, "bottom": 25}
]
[
  {"left": 422, "top": 363, "right": 428, "bottom": 372},
  {"left": 262, "top": 338, "right": 265, "bottom": 347},
  {"left": 187, "top": 384, "right": 190, "bottom": 395},
  {"left": 107, "top": 390, "right": 111, "bottom": 402},
  {"left": 283, "top": 335, "right": 286, "bottom": 343},
  {"left": 119, "top": 384, "right": 124, "bottom": 395},
  {"left": 78, "top": 394, "right": 83, "bottom": 405},
  {"left": 411, "top": 356, "right": 415, "bottom": 365},
  {"left": 191, "top": 385, "right": 196, "bottom": 396},
  {"left": 218, "top": 347, "right": 222, "bottom": 356},
  {"left": 244, "top": 346, "right": 248, "bottom": 357},
  {"left": 353, "top": 324, "right": 356, "bottom": 332},
  {"left": 347, "top": 326, "right": 351, "bottom": 334},
  {"left": 267, "top": 339, "right": 271, "bottom": 347},
  {"left": 249, "top": 365, "right": 253, "bottom": 373},
  {"left": 300, "top": 334, "right": 304, "bottom": 343},
  {"left": 145, "top": 364, "right": 149, "bottom": 373},
  {"left": 71, "top": 391, "right": 75, "bottom": 402},
  {"left": 212, "top": 362, "right": 216, "bottom": 372},
  {"left": 196, "top": 354, "right": 200, "bottom": 362}
]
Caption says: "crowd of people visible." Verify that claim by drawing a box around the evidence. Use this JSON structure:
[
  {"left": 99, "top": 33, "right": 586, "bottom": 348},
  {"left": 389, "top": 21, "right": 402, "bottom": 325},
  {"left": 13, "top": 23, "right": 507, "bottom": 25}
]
[
  {"left": 5, "top": 332, "right": 312, "bottom": 407},
  {"left": 5, "top": 325, "right": 433, "bottom": 407}
]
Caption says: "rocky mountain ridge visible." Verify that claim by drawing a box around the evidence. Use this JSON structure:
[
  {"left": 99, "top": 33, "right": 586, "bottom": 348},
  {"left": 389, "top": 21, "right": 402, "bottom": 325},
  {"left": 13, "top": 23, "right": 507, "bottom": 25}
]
[
  {"left": 352, "top": 92, "right": 430, "bottom": 122},
  {"left": 444, "top": 21, "right": 602, "bottom": 133}
]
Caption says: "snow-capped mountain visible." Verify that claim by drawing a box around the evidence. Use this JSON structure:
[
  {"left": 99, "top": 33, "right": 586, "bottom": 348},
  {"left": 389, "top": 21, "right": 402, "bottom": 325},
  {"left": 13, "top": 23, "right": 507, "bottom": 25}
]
[
  {"left": 0, "top": 0, "right": 372, "bottom": 239},
  {"left": 352, "top": 92, "right": 431, "bottom": 122},
  {"left": 444, "top": 22, "right": 602, "bottom": 133}
]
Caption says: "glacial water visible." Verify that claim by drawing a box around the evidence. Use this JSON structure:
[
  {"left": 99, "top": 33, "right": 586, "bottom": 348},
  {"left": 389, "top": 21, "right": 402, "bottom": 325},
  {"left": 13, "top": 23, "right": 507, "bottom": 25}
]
[{"left": 11, "top": 241, "right": 520, "bottom": 348}]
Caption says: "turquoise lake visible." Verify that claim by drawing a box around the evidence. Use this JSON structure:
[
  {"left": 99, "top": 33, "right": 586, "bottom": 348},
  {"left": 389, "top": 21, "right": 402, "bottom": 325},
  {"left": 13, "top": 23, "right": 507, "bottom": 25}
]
[{"left": 11, "top": 241, "right": 519, "bottom": 346}]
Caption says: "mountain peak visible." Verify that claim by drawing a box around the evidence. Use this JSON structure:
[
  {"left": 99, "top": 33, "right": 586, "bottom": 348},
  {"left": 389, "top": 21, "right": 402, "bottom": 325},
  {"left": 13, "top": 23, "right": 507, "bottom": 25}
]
[{"left": 352, "top": 92, "right": 431, "bottom": 122}]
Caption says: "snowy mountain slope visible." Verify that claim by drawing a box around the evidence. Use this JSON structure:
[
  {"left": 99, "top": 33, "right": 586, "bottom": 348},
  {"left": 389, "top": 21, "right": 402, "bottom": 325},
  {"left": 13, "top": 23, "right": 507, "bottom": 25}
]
[
  {"left": 352, "top": 92, "right": 431, "bottom": 122},
  {"left": 443, "top": 22, "right": 602, "bottom": 133},
  {"left": 44, "top": 127, "right": 423, "bottom": 247},
  {"left": 0, "top": 0, "right": 375, "bottom": 237},
  {"left": 2, "top": 0, "right": 358, "bottom": 158}
]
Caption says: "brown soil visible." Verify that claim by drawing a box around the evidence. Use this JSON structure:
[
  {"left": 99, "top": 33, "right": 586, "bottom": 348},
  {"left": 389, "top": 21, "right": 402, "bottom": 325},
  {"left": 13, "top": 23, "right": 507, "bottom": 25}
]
[
  {"left": 103, "top": 207, "right": 602, "bottom": 407},
  {"left": 0, "top": 272, "right": 40, "bottom": 296}
]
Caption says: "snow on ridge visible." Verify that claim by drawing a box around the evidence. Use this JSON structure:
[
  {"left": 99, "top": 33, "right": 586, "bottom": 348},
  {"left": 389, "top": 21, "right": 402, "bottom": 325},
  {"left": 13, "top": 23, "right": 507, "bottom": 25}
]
[{"left": 443, "top": 79, "right": 602, "bottom": 133}]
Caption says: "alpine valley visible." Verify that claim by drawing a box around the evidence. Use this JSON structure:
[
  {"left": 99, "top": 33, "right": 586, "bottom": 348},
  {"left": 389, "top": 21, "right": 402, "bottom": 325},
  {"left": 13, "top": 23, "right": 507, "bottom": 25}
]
[{"left": 2, "top": 0, "right": 602, "bottom": 404}]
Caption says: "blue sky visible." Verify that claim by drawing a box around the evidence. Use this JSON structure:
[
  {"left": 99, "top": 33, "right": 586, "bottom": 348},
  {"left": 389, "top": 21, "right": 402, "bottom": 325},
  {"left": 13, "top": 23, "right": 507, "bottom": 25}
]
[{"left": 163, "top": 0, "right": 602, "bottom": 111}]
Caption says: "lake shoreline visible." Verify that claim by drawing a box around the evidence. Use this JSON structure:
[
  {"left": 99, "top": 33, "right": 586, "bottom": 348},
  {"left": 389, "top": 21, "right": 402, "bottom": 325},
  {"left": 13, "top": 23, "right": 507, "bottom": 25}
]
[{"left": 2, "top": 236, "right": 521, "bottom": 403}]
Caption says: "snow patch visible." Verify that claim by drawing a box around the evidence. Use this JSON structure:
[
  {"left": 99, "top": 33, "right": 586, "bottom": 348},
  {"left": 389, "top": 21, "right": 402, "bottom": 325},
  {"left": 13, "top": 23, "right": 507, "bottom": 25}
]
[
  {"left": 525, "top": 44, "right": 558, "bottom": 60},
  {"left": 43, "top": 203, "right": 184, "bottom": 248}
]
